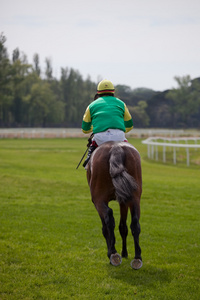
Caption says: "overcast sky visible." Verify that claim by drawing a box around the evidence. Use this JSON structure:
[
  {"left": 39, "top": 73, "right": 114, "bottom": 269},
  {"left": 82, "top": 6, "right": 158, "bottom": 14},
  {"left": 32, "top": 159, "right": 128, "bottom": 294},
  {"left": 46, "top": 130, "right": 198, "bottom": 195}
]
[{"left": 1, "top": 0, "right": 200, "bottom": 91}]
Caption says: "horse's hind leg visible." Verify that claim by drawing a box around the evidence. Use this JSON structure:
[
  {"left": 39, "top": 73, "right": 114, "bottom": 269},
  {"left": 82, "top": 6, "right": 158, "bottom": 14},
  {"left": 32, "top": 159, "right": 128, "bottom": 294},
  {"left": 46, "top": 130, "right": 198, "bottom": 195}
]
[
  {"left": 100, "top": 205, "right": 116, "bottom": 258},
  {"left": 119, "top": 203, "right": 128, "bottom": 258},
  {"left": 95, "top": 202, "right": 122, "bottom": 266},
  {"left": 129, "top": 201, "right": 143, "bottom": 269}
]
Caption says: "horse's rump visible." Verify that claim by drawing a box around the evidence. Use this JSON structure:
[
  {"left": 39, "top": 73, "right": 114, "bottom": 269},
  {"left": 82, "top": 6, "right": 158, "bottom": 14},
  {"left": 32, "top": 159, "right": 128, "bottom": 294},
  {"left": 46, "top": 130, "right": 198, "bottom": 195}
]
[
  {"left": 88, "top": 141, "right": 142, "bottom": 204},
  {"left": 109, "top": 143, "right": 139, "bottom": 204}
]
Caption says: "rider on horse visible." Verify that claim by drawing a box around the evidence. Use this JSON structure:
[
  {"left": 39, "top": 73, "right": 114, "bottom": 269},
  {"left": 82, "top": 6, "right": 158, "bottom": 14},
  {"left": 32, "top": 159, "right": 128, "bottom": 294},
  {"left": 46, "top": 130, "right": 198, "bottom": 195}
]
[{"left": 82, "top": 79, "right": 133, "bottom": 167}]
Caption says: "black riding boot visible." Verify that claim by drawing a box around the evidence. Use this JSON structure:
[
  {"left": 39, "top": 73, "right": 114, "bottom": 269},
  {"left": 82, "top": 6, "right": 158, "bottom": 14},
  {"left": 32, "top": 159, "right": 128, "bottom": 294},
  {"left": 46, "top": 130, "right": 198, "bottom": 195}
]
[{"left": 83, "top": 145, "right": 97, "bottom": 167}]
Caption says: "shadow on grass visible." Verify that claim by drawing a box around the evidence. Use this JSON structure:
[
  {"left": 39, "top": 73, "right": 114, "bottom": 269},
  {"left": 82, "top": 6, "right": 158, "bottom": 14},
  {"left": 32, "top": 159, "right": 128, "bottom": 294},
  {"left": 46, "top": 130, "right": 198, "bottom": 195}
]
[{"left": 106, "top": 260, "right": 172, "bottom": 288}]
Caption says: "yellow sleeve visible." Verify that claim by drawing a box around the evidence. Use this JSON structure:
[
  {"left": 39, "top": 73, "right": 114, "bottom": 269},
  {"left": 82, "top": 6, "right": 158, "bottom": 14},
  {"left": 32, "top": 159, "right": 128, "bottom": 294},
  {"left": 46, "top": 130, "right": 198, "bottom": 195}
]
[
  {"left": 124, "top": 104, "right": 133, "bottom": 133},
  {"left": 82, "top": 106, "right": 93, "bottom": 133}
]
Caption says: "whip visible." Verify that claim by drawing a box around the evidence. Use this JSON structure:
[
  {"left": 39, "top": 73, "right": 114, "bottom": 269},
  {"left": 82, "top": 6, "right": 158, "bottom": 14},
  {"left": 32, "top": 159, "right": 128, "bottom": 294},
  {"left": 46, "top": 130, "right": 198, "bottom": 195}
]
[
  {"left": 76, "top": 147, "right": 89, "bottom": 169},
  {"left": 76, "top": 133, "right": 94, "bottom": 169}
]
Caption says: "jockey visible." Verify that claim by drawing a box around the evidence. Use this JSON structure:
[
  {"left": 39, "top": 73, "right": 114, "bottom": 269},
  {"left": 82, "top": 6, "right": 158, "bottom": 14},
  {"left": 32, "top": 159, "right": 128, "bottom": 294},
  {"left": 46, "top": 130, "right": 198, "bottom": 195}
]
[{"left": 82, "top": 79, "right": 133, "bottom": 167}]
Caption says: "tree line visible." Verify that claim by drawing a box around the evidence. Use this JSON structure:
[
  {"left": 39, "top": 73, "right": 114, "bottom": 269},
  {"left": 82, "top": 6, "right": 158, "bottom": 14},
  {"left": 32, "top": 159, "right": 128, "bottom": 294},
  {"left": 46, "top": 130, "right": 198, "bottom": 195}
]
[{"left": 1, "top": 33, "right": 200, "bottom": 129}]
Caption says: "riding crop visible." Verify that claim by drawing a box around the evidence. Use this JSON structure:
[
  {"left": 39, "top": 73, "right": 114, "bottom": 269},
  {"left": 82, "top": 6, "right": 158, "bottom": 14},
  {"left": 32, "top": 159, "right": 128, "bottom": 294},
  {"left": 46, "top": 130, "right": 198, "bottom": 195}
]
[{"left": 76, "top": 133, "right": 94, "bottom": 169}]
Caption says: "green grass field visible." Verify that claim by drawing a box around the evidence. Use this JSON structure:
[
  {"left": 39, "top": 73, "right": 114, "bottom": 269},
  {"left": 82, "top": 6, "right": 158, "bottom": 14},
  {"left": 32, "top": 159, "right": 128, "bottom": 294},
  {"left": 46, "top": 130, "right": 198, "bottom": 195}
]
[{"left": 0, "top": 138, "right": 199, "bottom": 299}]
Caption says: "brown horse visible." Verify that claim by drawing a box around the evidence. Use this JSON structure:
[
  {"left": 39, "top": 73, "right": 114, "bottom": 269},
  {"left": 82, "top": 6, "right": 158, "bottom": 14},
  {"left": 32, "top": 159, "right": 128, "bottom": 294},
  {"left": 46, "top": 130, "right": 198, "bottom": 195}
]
[{"left": 86, "top": 141, "right": 142, "bottom": 269}]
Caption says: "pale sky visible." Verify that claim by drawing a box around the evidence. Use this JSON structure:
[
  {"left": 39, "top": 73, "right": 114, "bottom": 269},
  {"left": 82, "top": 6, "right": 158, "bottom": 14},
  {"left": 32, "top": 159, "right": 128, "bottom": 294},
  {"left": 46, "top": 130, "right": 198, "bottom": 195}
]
[{"left": 1, "top": 0, "right": 200, "bottom": 91}]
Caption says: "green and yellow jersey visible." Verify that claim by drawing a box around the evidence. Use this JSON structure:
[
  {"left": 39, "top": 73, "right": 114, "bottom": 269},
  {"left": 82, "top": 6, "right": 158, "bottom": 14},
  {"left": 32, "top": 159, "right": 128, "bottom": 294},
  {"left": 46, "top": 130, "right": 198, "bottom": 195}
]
[{"left": 82, "top": 96, "right": 133, "bottom": 134}]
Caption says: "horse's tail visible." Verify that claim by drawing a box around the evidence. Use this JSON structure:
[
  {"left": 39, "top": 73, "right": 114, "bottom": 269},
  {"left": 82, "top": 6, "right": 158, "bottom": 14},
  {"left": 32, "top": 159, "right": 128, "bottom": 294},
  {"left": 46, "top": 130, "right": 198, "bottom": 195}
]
[{"left": 109, "top": 144, "right": 138, "bottom": 204}]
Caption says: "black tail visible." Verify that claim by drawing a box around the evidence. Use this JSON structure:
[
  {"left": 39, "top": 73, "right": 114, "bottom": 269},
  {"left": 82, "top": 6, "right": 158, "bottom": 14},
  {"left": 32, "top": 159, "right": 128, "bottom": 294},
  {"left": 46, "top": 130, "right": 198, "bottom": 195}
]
[{"left": 109, "top": 144, "right": 138, "bottom": 204}]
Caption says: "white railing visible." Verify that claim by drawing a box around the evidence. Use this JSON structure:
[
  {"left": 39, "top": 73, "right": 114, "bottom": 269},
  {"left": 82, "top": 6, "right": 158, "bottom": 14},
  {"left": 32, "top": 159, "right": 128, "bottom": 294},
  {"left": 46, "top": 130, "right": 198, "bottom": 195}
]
[
  {"left": 142, "top": 137, "right": 200, "bottom": 166},
  {"left": 0, "top": 128, "right": 189, "bottom": 139},
  {"left": 0, "top": 128, "right": 85, "bottom": 139},
  {"left": 0, "top": 128, "right": 198, "bottom": 139},
  {"left": 126, "top": 129, "right": 185, "bottom": 138}
]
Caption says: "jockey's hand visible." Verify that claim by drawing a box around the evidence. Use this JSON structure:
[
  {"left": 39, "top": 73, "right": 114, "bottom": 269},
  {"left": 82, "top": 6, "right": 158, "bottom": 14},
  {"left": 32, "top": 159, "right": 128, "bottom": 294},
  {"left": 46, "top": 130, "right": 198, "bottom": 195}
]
[{"left": 87, "top": 137, "right": 92, "bottom": 147}]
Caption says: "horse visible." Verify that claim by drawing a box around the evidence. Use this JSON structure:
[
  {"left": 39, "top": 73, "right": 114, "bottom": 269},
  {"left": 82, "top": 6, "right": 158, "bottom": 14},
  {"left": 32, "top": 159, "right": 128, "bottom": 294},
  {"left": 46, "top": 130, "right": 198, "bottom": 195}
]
[{"left": 86, "top": 141, "right": 142, "bottom": 269}]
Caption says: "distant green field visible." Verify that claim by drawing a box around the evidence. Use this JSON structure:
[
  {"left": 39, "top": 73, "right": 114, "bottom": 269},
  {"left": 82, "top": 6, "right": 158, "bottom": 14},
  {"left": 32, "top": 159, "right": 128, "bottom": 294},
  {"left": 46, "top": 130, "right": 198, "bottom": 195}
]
[{"left": 0, "top": 138, "right": 199, "bottom": 299}]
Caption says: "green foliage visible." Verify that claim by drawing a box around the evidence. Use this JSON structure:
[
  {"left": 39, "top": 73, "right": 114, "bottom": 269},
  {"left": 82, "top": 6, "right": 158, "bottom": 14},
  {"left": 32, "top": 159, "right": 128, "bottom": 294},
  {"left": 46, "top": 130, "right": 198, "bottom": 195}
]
[
  {"left": 0, "top": 34, "right": 13, "bottom": 125},
  {"left": 0, "top": 138, "right": 199, "bottom": 299},
  {"left": 166, "top": 76, "right": 200, "bottom": 127},
  {"left": 128, "top": 101, "right": 150, "bottom": 127},
  {"left": 32, "top": 53, "right": 41, "bottom": 77},
  {"left": 147, "top": 91, "right": 173, "bottom": 128},
  {"left": 25, "top": 80, "right": 65, "bottom": 126},
  {"left": 45, "top": 57, "right": 53, "bottom": 80},
  {"left": 0, "top": 35, "right": 98, "bottom": 127},
  {"left": 0, "top": 33, "right": 200, "bottom": 128}
]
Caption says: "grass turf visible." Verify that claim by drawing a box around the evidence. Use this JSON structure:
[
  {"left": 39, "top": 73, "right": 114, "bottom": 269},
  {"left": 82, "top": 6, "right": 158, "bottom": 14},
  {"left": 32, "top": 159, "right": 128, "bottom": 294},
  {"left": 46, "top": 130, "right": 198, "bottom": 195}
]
[{"left": 0, "top": 138, "right": 199, "bottom": 299}]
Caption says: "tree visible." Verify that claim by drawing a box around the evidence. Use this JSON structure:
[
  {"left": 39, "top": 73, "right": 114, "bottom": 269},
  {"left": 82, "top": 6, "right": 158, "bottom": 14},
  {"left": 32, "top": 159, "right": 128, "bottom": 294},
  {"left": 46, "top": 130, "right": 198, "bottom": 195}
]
[
  {"left": 11, "top": 53, "right": 32, "bottom": 125},
  {"left": 12, "top": 48, "right": 20, "bottom": 62},
  {"left": 33, "top": 53, "right": 41, "bottom": 77},
  {"left": 128, "top": 101, "right": 150, "bottom": 128},
  {"left": 147, "top": 91, "right": 173, "bottom": 128},
  {"left": 24, "top": 79, "right": 64, "bottom": 127},
  {"left": 0, "top": 33, "right": 13, "bottom": 126},
  {"left": 1, "top": 33, "right": 200, "bottom": 128},
  {"left": 166, "top": 75, "right": 200, "bottom": 127},
  {"left": 188, "top": 78, "right": 200, "bottom": 127},
  {"left": 45, "top": 57, "right": 53, "bottom": 80},
  {"left": 115, "top": 85, "right": 156, "bottom": 106},
  {"left": 115, "top": 85, "right": 132, "bottom": 104}
]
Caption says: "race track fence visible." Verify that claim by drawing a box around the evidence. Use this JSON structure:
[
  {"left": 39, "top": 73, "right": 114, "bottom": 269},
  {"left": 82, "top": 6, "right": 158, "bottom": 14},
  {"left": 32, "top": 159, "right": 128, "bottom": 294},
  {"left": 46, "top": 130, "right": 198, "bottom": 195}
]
[
  {"left": 142, "top": 137, "right": 200, "bottom": 166},
  {"left": 0, "top": 128, "right": 187, "bottom": 139},
  {"left": 0, "top": 128, "right": 85, "bottom": 139}
]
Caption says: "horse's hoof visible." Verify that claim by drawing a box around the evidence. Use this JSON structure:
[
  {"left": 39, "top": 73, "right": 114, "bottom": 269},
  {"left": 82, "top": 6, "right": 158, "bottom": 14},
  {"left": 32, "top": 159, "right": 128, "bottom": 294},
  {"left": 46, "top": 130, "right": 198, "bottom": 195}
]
[
  {"left": 110, "top": 253, "right": 122, "bottom": 266},
  {"left": 130, "top": 258, "right": 143, "bottom": 270}
]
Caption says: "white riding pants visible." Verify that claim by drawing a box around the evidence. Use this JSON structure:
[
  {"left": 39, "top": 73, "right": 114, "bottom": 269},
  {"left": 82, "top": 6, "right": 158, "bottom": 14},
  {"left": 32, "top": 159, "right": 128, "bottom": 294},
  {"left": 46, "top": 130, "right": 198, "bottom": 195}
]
[{"left": 93, "top": 129, "right": 127, "bottom": 146}]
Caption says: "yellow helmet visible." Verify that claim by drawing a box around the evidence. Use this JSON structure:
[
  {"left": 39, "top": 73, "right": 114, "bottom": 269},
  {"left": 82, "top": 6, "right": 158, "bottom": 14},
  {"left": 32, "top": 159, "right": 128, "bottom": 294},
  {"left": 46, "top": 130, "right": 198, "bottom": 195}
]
[{"left": 97, "top": 79, "right": 115, "bottom": 95}]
